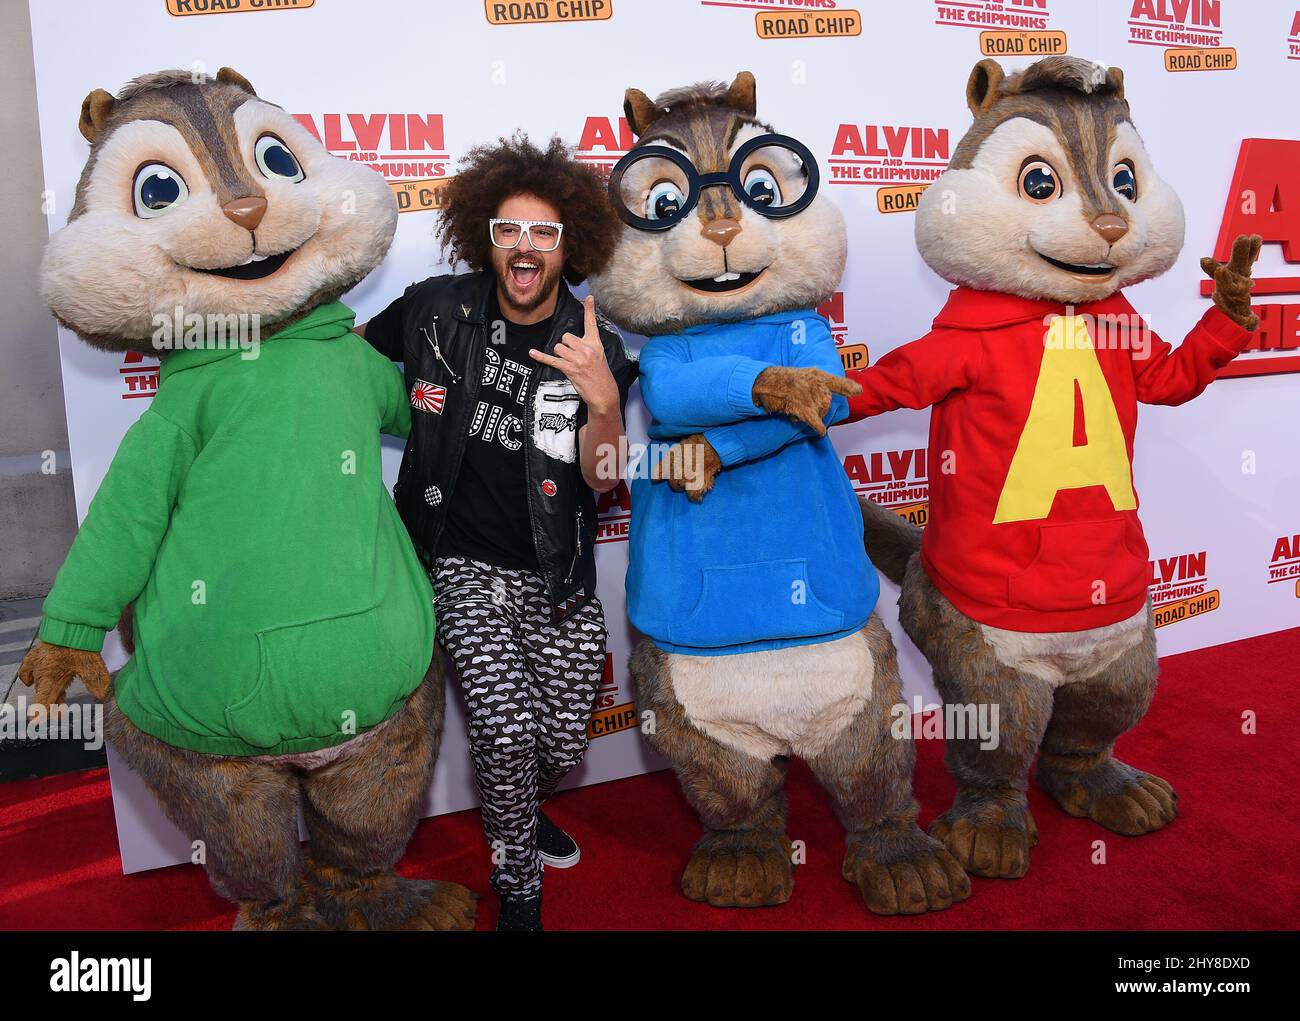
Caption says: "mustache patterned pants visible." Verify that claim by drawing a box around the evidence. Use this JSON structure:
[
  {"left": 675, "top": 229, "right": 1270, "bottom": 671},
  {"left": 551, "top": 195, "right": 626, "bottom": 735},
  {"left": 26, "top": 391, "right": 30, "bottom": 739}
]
[{"left": 433, "top": 556, "right": 607, "bottom": 896}]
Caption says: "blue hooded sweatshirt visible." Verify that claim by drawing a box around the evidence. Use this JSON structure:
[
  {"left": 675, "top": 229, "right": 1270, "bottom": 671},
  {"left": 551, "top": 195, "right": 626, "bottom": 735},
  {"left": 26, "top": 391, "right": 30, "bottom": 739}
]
[{"left": 627, "top": 309, "right": 878, "bottom": 655}]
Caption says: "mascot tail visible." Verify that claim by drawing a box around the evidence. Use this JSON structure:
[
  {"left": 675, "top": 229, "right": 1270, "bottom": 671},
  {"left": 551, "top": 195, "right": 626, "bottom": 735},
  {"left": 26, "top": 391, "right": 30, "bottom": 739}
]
[
  {"left": 859, "top": 496, "right": 921, "bottom": 586},
  {"left": 117, "top": 604, "right": 135, "bottom": 656}
]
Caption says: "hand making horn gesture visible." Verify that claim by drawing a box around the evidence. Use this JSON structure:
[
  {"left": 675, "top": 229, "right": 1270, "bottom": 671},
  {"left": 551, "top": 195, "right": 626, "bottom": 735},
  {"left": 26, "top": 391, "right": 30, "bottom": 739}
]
[{"left": 529, "top": 295, "right": 619, "bottom": 416}]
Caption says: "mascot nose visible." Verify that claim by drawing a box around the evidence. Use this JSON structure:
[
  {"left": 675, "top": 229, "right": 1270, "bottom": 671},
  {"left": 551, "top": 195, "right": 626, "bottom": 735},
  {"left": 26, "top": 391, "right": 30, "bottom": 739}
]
[
  {"left": 222, "top": 196, "right": 268, "bottom": 231},
  {"left": 701, "top": 218, "right": 742, "bottom": 248},
  {"left": 1090, "top": 213, "right": 1129, "bottom": 244}
]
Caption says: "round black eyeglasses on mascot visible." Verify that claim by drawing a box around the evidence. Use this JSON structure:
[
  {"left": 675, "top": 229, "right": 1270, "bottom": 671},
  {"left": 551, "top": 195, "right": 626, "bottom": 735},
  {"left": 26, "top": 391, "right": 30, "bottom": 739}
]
[{"left": 608, "top": 133, "right": 820, "bottom": 231}]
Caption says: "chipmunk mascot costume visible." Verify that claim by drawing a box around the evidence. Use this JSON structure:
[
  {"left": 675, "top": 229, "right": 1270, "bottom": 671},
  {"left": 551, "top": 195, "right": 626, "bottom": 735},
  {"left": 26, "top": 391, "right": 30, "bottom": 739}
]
[
  {"left": 589, "top": 73, "right": 970, "bottom": 916},
  {"left": 821, "top": 56, "right": 1259, "bottom": 879},
  {"left": 18, "top": 68, "right": 476, "bottom": 930}
]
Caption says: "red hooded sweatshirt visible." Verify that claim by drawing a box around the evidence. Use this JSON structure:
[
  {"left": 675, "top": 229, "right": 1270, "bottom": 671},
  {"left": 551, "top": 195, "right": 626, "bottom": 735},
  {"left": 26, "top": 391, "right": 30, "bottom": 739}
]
[{"left": 846, "top": 287, "right": 1251, "bottom": 632}]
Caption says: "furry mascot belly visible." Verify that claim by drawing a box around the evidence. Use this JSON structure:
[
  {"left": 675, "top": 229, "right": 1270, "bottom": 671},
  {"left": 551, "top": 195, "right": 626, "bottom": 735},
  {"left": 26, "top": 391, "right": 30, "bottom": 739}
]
[
  {"left": 18, "top": 68, "right": 475, "bottom": 930},
  {"left": 589, "top": 72, "right": 970, "bottom": 916},
  {"left": 667, "top": 630, "right": 875, "bottom": 762}
]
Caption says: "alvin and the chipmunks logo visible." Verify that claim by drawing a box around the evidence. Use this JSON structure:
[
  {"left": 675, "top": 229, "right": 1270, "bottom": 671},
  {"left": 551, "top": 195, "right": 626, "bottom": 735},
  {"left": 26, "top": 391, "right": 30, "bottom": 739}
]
[
  {"left": 695, "top": 0, "right": 861, "bottom": 40},
  {"left": 120, "top": 350, "right": 159, "bottom": 400},
  {"left": 829, "top": 120, "right": 951, "bottom": 214},
  {"left": 817, "top": 291, "right": 868, "bottom": 372},
  {"left": 1149, "top": 550, "right": 1220, "bottom": 627},
  {"left": 1207, "top": 138, "right": 1300, "bottom": 377},
  {"left": 586, "top": 651, "right": 637, "bottom": 740},
  {"left": 850, "top": 450, "right": 929, "bottom": 528},
  {"left": 1266, "top": 532, "right": 1300, "bottom": 598},
  {"left": 933, "top": 0, "right": 1068, "bottom": 61},
  {"left": 1126, "top": 0, "right": 1237, "bottom": 72},
  {"left": 293, "top": 111, "right": 455, "bottom": 213},
  {"left": 575, "top": 113, "right": 632, "bottom": 188}
]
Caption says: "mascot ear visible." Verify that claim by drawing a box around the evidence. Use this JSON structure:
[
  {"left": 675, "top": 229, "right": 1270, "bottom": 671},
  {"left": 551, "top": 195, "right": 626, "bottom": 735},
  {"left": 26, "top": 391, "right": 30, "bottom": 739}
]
[
  {"left": 725, "top": 71, "right": 757, "bottom": 116},
  {"left": 78, "top": 88, "right": 115, "bottom": 143},
  {"left": 1106, "top": 65, "right": 1125, "bottom": 100},
  {"left": 216, "top": 67, "right": 257, "bottom": 96},
  {"left": 965, "top": 59, "right": 1005, "bottom": 116},
  {"left": 624, "top": 87, "right": 659, "bottom": 137}
]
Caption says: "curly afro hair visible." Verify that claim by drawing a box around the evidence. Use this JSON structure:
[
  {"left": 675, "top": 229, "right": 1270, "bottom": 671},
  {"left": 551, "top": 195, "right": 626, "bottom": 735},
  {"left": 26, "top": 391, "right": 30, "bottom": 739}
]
[{"left": 436, "top": 132, "right": 620, "bottom": 284}]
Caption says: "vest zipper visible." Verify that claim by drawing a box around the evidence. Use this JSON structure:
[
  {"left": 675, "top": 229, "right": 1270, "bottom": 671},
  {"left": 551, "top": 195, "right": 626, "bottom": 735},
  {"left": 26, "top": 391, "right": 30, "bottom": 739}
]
[
  {"left": 422, "top": 318, "right": 461, "bottom": 383},
  {"left": 565, "top": 506, "right": 583, "bottom": 584}
]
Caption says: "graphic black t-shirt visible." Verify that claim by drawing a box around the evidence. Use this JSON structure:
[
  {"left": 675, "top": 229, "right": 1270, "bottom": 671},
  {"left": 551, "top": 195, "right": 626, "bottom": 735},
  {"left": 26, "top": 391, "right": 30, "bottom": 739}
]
[
  {"left": 435, "top": 294, "right": 551, "bottom": 570},
  {"left": 366, "top": 286, "right": 632, "bottom": 575}
]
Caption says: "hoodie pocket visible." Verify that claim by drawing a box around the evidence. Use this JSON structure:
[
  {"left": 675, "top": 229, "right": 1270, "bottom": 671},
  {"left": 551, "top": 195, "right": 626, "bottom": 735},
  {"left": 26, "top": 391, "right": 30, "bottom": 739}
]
[
  {"left": 1007, "top": 519, "right": 1147, "bottom": 613},
  {"left": 670, "top": 559, "right": 845, "bottom": 649},
  {"left": 224, "top": 604, "right": 414, "bottom": 751}
]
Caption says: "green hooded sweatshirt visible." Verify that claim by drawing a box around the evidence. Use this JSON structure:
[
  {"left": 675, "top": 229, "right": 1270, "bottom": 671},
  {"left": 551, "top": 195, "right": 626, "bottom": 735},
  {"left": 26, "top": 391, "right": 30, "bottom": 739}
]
[{"left": 39, "top": 302, "right": 434, "bottom": 757}]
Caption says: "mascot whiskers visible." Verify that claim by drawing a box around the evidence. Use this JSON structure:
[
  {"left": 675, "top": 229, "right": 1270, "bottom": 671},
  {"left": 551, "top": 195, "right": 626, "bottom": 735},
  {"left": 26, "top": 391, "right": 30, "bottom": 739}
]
[
  {"left": 816, "top": 56, "right": 1259, "bottom": 878},
  {"left": 19, "top": 68, "right": 476, "bottom": 930},
  {"left": 588, "top": 72, "right": 970, "bottom": 915}
]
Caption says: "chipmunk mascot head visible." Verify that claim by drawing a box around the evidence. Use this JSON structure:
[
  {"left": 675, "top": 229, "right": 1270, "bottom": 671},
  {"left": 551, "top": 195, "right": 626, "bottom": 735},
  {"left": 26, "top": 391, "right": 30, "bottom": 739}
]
[
  {"left": 19, "top": 68, "right": 476, "bottom": 930},
  {"left": 834, "top": 55, "right": 1261, "bottom": 880},
  {"left": 587, "top": 72, "right": 971, "bottom": 915}
]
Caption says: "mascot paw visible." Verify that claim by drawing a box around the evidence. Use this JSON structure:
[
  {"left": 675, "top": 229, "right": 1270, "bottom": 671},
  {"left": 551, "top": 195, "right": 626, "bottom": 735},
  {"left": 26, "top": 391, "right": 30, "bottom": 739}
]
[
  {"left": 1038, "top": 757, "right": 1177, "bottom": 836},
  {"left": 652, "top": 434, "right": 722, "bottom": 503},
  {"left": 17, "top": 641, "right": 112, "bottom": 714},
  {"left": 928, "top": 795, "right": 1039, "bottom": 879},
  {"left": 681, "top": 828, "right": 794, "bottom": 908},
  {"left": 233, "top": 891, "right": 332, "bottom": 931},
  {"left": 308, "top": 857, "right": 478, "bottom": 931},
  {"left": 751, "top": 366, "right": 861, "bottom": 436},
  {"left": 1200, "top": 233, "right": 1262, "bottom": 331},
  {"left": 845, "top": 825, "right": 971, "bottom": 915},
  {"left": 393, "top": 879, "right": 478, "bottom": 931}
]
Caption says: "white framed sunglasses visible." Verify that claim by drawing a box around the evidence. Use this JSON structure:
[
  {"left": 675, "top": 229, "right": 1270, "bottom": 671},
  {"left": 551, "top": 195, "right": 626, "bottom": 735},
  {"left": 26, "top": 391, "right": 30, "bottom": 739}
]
[{"left": 488, "top": 218, "right": 564, "bottom": 252}]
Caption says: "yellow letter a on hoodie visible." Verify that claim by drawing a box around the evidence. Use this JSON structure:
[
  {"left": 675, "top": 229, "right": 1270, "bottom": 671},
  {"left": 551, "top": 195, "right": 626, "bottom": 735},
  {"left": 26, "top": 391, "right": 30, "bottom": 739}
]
[{"left": 993, "top": 316, "right": 1136, "bottom": 524}]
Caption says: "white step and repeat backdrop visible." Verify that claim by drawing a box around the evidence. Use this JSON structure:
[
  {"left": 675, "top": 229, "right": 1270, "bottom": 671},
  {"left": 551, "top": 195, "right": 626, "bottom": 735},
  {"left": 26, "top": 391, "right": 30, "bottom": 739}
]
[{"left": 28, "top": 0, "right": 1299, "bottom": 872}]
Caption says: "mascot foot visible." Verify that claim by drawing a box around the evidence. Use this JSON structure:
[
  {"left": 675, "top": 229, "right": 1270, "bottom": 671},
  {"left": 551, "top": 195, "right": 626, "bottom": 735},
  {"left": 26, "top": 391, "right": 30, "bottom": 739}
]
[
  {"left": 928, "top": 793, "right": 1039, "bottom": 879},
  {"left": 392, "top": 879, "right": 479, "bottom": 931},
  {"left": 681, "top": 827, "right": 794, "bottom": 908},
  {"left": 844, "top": 823, "right": 970, "bottom": 915},
  {"left": 308, "top": 858, "right": 477, "bottom": 931},
  {"left": 232, "top": 890, "right": 332, "bottom": 931},
  {"left": 1038, "top": 757, "right": 1177, "bottom": 836}
]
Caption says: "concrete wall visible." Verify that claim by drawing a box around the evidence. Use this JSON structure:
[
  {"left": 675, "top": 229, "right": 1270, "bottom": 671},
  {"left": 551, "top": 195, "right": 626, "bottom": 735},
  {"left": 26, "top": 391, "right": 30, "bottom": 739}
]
[{"left": 0, "top": 1, "right": 76, "bottom": 599}]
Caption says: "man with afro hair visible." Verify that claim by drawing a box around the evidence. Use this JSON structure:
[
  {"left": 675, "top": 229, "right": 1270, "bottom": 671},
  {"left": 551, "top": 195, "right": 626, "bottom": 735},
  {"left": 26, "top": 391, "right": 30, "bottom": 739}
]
[{"left": 359, "top": 133, "right": 636, "bottom": 930}]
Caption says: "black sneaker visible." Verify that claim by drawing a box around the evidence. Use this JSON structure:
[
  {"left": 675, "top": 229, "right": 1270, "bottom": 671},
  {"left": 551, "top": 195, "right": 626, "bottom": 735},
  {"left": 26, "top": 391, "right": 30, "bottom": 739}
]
[
  {"left": 496, "top": 891, "right": 543, "bottom": 932},
  {"left": 536, "top": 809, "right": 581, "bottom": 869}
]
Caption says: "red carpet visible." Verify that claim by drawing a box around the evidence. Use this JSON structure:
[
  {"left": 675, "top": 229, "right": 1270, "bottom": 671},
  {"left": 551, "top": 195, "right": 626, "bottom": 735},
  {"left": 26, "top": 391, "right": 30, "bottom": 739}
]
[{"left": 2, "top": 628, "right": 1297, "bottom": 930}]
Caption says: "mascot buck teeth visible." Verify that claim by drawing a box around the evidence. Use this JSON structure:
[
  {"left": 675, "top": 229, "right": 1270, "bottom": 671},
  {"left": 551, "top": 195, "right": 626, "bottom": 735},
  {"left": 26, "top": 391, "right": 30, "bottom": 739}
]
[
  {"left": 19, "top": 68, "right": 476, "bottom": 930},
  {"left": 820, "top": 56, "right": 1259, "bottom": 879},
  {"left": 588, "top": 72, "right": 970, "bottom": 915}
]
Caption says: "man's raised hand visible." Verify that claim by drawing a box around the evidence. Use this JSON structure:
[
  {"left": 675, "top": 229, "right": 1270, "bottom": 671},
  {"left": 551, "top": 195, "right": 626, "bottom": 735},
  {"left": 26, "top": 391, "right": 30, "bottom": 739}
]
[{"left": 529, "top": 295, "right": 619, "bottom": 416}]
